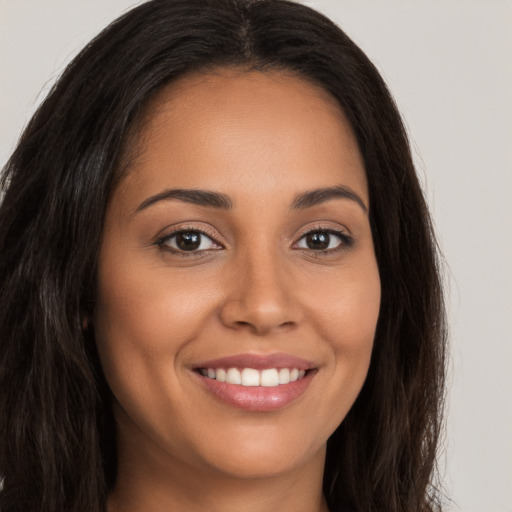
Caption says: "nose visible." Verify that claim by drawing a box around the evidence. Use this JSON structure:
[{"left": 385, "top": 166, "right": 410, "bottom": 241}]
[{"left": 219, "top": 250, "right": 300, "bottom": 336}]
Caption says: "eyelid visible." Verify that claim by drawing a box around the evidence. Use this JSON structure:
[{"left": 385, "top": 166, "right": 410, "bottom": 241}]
[
  {"left": 292, "top": 224, "right": 355, "bottom": 253},
  {"left": 153, "top": 222, "right": 354, "bottom": 256},
  {"left": 155, "top": 224, "right": 225, "bottom": 254}
]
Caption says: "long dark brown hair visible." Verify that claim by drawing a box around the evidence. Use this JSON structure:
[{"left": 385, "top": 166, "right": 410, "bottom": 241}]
[{"left": 0, "top": 1, "right": 447, "bottom": 511}]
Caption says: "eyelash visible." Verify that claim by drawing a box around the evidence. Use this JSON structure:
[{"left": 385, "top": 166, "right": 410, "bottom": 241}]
[
  {"left": 155, "top": 226, "right": 222, "bottom": 257},
  {"left": 293, "top": 227, "right": 354, "bottom": 256},
  {"left": 155, "top": 226, "right": 354, "bottom": 257}
]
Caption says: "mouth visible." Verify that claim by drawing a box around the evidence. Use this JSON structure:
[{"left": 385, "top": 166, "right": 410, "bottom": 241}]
[
  {"left": 192, "top": 353, "right": 317, "bottom": 412},
  {"left": 197, "top": 367, "right": 308, "bottom": 386}
]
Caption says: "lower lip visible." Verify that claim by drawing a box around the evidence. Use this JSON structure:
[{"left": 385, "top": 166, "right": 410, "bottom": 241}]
[{"left": 195, "top": 371, "right": 315, "bottom": 412}]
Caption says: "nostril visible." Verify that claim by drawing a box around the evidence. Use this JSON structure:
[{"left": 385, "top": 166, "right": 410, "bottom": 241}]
[{"left": 218, "top": 290, "right": 300, "bottom": 335}]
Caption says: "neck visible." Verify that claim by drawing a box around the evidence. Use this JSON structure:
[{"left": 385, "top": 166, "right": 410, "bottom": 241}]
[{"left": 109, "top": 468, "right": 329, "bottom": 512}]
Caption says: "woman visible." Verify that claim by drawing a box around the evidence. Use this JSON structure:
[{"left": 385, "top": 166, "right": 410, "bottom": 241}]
[{"left": 0, "top": 1, "right": 447, "bottom": 511}]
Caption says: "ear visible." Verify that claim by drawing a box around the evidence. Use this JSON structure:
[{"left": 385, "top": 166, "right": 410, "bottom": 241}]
[
  {"left": 81, "top": 297, "right": 96, "bottom": 331},
  {"left": 81, "top": 308, "right": 92, "bottom": 331}
]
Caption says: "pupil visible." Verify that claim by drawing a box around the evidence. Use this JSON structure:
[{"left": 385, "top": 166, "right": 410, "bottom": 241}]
[
  {"left": 176, "top": 232, "right": 201, "bottom": 251},
  {"left": 307, "top": 232, "right": 329, "bottom": 250}
]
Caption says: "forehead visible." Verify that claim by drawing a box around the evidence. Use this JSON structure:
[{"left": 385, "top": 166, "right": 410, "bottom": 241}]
[{"left": 116, "top": 68, "right": 367, "bottom": 210}]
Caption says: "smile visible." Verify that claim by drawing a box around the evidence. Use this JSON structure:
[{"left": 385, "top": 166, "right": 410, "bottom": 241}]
[
  {"left": 193, "top": 353, "right": 316, "bottom": 412},
  {"left": 198, "top": 367, "right": 307, "bottom": 387}
]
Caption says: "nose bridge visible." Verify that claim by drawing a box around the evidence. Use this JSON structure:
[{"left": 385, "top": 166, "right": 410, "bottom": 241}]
[{"left": 220, "top": 239, "right": 297, "bottom": 334}]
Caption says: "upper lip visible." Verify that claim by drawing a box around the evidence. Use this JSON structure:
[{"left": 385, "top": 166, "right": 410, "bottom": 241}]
[{"left": 193, "top": 353, "right": 315, "bottom": 371}]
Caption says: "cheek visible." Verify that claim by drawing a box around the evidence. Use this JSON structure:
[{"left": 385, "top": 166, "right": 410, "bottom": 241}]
[
  {"left": 94, "top": 260, "right": 219, "bottom": 352},
  {"left": 307, "top": 258, "right": 381, "bottom": 350},
  {"left": 301, "top": 257, "right": 380, "bottom": 420},
  {"left": 91, "top": 252, "right": 222, "bottom": 413},
  {"left": 92, "top": 265, "right": 221, "bottom": 453}
]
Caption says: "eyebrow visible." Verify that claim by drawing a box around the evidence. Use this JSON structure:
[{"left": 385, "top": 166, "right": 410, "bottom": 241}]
[
  {"left": 291, "top": 185, "right": 368, "bottom": 213},
  {"left": 135, "top": 184, "right": 367, "bottom": 214},
  {"left": 136, "top": 188, "right": 233, "bottom": 212}
]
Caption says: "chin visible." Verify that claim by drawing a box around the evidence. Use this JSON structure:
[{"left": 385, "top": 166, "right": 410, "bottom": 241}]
[{"left": 179, "top": 418, "right": 331, "bottom": 481}]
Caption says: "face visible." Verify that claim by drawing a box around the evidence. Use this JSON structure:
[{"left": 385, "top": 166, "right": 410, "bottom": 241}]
[{"left": 94, "top": 69, "right": 380, "bottom": 482}]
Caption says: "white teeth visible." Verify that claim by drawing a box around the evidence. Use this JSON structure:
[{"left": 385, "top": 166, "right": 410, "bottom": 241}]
[
  {"left": 278, "top": 368, "right": 290, "bottom": 384},
  {"left": 241, "top": 368, "right": 260, "bottom": 386},
  {"left": 200, "top": 367, "right": 307, "bottom": 387},
  {"left": 260, "top": 368, "right": 279, "bottom": 387},
  {"left": 226, "top": 368, "right": 242, "bottom": 384}
]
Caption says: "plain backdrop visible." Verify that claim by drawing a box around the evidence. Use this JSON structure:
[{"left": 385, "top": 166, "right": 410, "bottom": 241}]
[{"left": 1, "top": 1, "right": 511, "bottom": 511}]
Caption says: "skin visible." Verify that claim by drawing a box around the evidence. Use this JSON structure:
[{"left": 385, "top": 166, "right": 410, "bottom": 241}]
[{"left": 94, "top": 68, "right": 381, "bottom": 512}]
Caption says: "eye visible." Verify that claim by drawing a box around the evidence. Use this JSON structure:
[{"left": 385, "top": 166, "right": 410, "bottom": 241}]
[
  {"left": 158, "top": 230, "right": 221, "bottom": 253},
  {"left": 295, "top": 229, "right": 352, "bottom": 252}
]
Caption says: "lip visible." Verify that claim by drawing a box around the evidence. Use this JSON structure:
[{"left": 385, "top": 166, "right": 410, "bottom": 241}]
[
  {"left": 194, "top": 352, "right": 315, "bottom": 371},
  {"left": 191, "top": 352, "right": 317, "bottom": 412}
]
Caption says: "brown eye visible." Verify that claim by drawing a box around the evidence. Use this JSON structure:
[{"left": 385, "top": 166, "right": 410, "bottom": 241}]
[
  {"left": 176, "top": 232, "right": 201, "bottom": 251},
  {"left": 304, "top": 232, "right": 330, "bottom": 250},
  {"left": 160, "top": 230, "right": 220, "bottom": 253},
  {"left": 296, "top": 229, "right": 352, "bottom": 252}
]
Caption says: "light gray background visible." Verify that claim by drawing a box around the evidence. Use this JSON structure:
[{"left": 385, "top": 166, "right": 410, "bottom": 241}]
[{"left": 1, "top": 1, "right": 511, "bottom": 511}]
